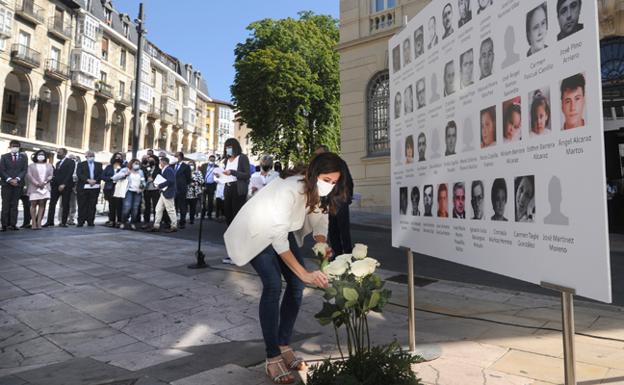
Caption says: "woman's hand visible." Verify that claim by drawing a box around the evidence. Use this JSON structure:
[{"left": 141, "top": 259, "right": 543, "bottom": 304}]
[
  {"left": 303, "top": 270, "right": 329, "bottom": 288},
  {"left": 223, "top": 170, "right": 231, "bottom": 176}
]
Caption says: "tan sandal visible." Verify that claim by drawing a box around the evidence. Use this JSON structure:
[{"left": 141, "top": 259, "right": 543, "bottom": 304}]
[
  {"left": 265, "top": 357, "right": 295, "bottom": 384},
  {"left": 279, "top": 347, "right": 306, "bottom": 371}
]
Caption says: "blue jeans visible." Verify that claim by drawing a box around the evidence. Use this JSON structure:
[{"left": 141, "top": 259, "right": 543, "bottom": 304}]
[
  {"left": 250, "top": 233, "right": 305, "bottom": 359},
  {"left": 122, "top": 191, "right": 142, "bottom": 224}
]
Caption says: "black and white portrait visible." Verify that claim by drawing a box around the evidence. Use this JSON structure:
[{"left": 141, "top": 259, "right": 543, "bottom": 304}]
[
  {"left": 428, "top": 16, "right": 439, "bottom": 49},
  {"left": 514, "top": 175, "right": 535, "bottom": 222},
  {"left": 404, "top": 85, "right": 414, "bottom": 114},
  {"left": 491, "top": 178, "right": 508, "bottom": 221},
  {"left": 411, "top": 186, "right": 421, "bottom": 216},
  {"left": 452, "top": 182, "right": 466, "bottom": 219},
  {"left": 445, "top": 120, "right": 457, "bottom": 156},
  {"left": 403, "top": 38, "right": 412, "bottom": 66},
  {"left": 471, "top": 180, "right": 485, "bottom": 220},
  {"left": 442, "top": 3, "right": 454, "bottom": 39},
  {"left": 458, "top": 0, "right": 472, "bottom": 28},
  {"left": 460, "top": 48, "right": 474, "bottom": 89},
  {"left": 392, "top": 44, "right": 401, "bottom": 73},
  {"left": 556, "top": 0, "right": 583, "bottom": 41},
  {"left": 394, "top": 92, "right": 402, "bottom": 120},
  {"left": 443, "top": 60, "right": 456, "bottom": 97},
  {"left": 400, "top": 187, "right": 408, "bottom": 215},
  {"left": 526, "top": 2, "right": 548, "bottom": 57},
  {"left": 416, "top": 77, "right": 426, "bottom": 109},
  {"left": 423, "top": 184, "right": 433, "bottom": 216},
  {"left": 477, "top": 0, "right": 493, "bottom": 15},
  {"left": 417, "top": 132, "right": 427, "bottom": 162},
  {"left": 479, "top": 37, "right": 494, "bottom": 80},
  {"left": 414, "top": 26, "right": 424, "bottom": 59}
]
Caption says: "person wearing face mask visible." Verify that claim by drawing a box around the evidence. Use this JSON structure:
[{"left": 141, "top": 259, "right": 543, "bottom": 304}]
[
  {"left": 172, "top": 152, "right": 192, "bottom": 229},
  {"left": 224, "top": 152, "right": 349, "bottom": 384},
  {"left": 102, "top": 153, "right": 124, "bottom": 227},
  {"left": 61, "top": 154, "right": 80, "bottom": 226},
  {"left": 75, "top": 151, "right": 103, "bottom": 227},
  {"left": 43, "top": 148, "right": 75, "bottom": 228},
  {"left": 185, "top": 161, "right": 203, "bottom": 225},
  {"left": 0, "top": 140, "right": 28, "bottom": 231},
  {"left": 201, "top": 155, "right": 218, "bottom": 219},
  {"left": 26, "top": 150, "right": 53, "bottom": 230},
  {"left": 112, "top": 159, "right": 145, "bottom": 230},
  {"left": 141, "top": 155, "right": 161, "bottom": 227},
  {"left": 217, "top": 138, "right": 251, "bottom": 264},
  {"left": 250, "top": 155, "right": 278, "bottom": 197}
]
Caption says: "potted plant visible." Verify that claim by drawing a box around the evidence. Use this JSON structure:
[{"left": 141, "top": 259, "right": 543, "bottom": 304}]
[{"left": 303, "top": 243, "right": 423, "bottom": 385}]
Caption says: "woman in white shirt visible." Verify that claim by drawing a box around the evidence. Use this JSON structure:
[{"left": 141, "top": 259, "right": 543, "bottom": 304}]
[
  {"left": 112, "top": 159, "right": 145, "bottom": 230},
  {"left": 224, "top": 152, "right": 350, "bottom": 384}
]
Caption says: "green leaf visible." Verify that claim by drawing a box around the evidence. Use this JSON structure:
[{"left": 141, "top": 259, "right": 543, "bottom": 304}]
[
  {"left": 343, "top": 287, "right": 359, "bottom": 302},
  {"left": 368, "top": 291, "right": 381, "bottom": 310}
]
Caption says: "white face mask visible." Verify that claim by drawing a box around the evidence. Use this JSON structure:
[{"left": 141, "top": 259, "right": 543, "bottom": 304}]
[
  {"left": 37, "top": 155, "right": 45, "bottom": 161},
  {"left": 132, "top": 164, "right": 141, "bottom": 171},
  {"left": 190, "top": 165, "right": 195, "bottom": 171},
  {"left": 317, "top": 178, "right": 335, "bottom": 197},
  {"left": 10, "top": 147, "right": 19, "bottom": 154},
  {"left": 86, "top": 157, "right": 94, "bottom": 163},
  {"left": 226, "top": 147, "right": 233, "bottom": 157}
]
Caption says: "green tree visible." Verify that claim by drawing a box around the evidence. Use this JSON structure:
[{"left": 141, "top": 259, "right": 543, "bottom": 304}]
[{"left": 231, "top": 11, "right": 340, "bottom": 164}]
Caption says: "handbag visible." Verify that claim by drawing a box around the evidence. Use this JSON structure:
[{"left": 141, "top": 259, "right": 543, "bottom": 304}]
[{"left": 113, "top": 177, "right": 128, "bottom": 198}]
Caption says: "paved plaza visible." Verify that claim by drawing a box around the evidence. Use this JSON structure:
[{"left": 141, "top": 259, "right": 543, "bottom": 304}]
[{"left": 1, "top": 223, "right": 624, "bottom": 384}]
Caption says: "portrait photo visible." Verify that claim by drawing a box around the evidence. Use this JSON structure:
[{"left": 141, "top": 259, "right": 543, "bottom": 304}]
[
  {"left": 471, "top": 180, "right": 485, "bottom": 220},
  {"left": 460, "top": 48, "right": 474, "bottom": 89},
  {"left": 394, "top": 91, "right": 402, "bottom": 120},
  {"left": 403, "top": 38, "right": 412, "bottom": 67},
  {"left": 477, "top": 0, "right": 493, "bottom": 15},
  {"left": 503, "top": 96, "right": 522, "bottom": 143},
  {"left": 442, "top": 3, "right": 454, "bottom": 39},
  {"left": 414, "top": 26, "right": 424, "bottom": 59},
  {"left": 404, "top": 85, "right": 414, "bottom": 115},
  {"left": 423, "top": 184, "right": 434, "bottom": 216},
  {"left": 445, "top": 120, "right": 457, "bottom": 156},
  {"left": 515, "top": 175, "right": 535, "bottom": 222},
  {"left": 405, "top": 135, "right": 415, "bottom": 164},
  {"left": 392, "top": 44, "right": 401, "bottom": 73},
  {"left": 480, "top": 105, "right": 497, "bottom": 148},
  {"left": 561, "top": 73, "right": 586, "bottom": 130},
  {"left": 479, "top": 37, "right": 494, "bottom": 80},
  {"left": 437, "top": 183, "right": 449, "bottom": 218},
  {"left": 491, "top": 178, "right": 508, "bottom": 221},
  {"left": 400, "top": 187, "right": 408, "bottom": 215},
  {"left": 556, "top": 0, "right": 583, "bottom": 41},
  {"left": 526, "top": 2, "right": 549, "bottom": 57},
  {"left": 416, "top": 77, "right": 426, "bottom": 109},
  {"left": 452, "top": 182, "right": 466, "bottom": 219},
  {"left": 411, "top": 186, "right": 421, "bottom": 216},
  {"left": 444, "top": 60, "right": 456, "bottom": 97},
  {"left": 428, "top": 16, "right": 439, "bottom": 49},
  {"left": 529, "top": 88, "right": 551, "bottom": 136},
  {"left": 417, "top": 132, "right": 427, "bottom": 161},
  {"left": 458, "top": 0, "right": 472, "bottom": 28}
]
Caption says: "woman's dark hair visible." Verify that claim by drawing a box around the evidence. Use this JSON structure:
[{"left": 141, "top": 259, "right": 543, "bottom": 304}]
[
  {"left": 31, "top": 149, "right": 48, "bottom": 163},
  {"left": 530, "top": 90, "right": 550, "bottom": 130},
  {"left": 110, "top": 152, "right": 123, "bottom": 164},
  {"left": 504, "top": 103, "right": 521, "bottom": 126},
  {"left": 127, "top": 158, "right": 140, "bottom": 169},
  {"left": 281, "top": 152, "right": 349, "bottom": 215},
  {"left": 491, "top": 178, "right": 507, "bottom": 205},
  {"left": 274, "top": 161, "right": 283, "bottom": 172},
  {"left": 411, "top": 186, "right": 420, "bottom": 203},
  {"left": 223, "top": 138, "right": 242, "bottom": 158}
]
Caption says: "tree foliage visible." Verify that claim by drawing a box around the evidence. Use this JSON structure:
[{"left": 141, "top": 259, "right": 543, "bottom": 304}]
[{"left": 231, "top": 11, "right": 340, "bottom": 164}]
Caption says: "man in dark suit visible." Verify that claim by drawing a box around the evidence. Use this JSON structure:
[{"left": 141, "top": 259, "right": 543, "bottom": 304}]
[
  {"left": 76, "top": 150, "right": 103, "bottom": 227},
  {"left": 150, "top": 156, "right": 177, "bottom": 233},
  {"left": 173, "top": 152, "right": 191, "bottom": 229},
  {"left": 44, "top": 148, "right": 76, "bottom": 227},
  {"left": 201, "top": 154, "right": 217, "bottom": 219},
  {"left": 0, "top": 140, "right": 28, "bottom": 231}
]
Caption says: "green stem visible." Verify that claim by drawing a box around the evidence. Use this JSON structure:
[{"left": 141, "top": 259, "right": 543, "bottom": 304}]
[
  {"left": 334, "top": 324, "right": 344, "bottom": 360},
  {"left": 345, "top": 317, "right": 353, "bottom": 356},
  {"left": 364, "top": 314, "right": 370, "bottom": 352}
]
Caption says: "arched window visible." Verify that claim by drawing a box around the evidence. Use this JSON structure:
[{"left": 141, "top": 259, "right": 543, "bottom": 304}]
[
  {"left": 601, "top": 37, "right": 624, "bottom": 87},
  {"left": 366, "top": 71, "right": 390, "bottom": 156}
]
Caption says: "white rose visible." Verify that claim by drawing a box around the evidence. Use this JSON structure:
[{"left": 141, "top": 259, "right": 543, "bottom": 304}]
[
  {"left": 323, "top": 259, "right": 349, "bottom": 277},
  {"left": 350, "top": 257, "right": 379, "bottom": 278},
  {"left": 312, "top": 242, "right": 329, "bottom": 257},
  {"left": 352, "top": 243, "right": 368, "bottom": 260},
  {"left": 335, "top": 254, "right": 353, "bottom": 264}
]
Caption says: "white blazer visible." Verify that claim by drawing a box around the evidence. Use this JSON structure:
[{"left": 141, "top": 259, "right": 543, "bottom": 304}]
[{"left": 224, "top": 176, "right": 328, "bottom": 266}]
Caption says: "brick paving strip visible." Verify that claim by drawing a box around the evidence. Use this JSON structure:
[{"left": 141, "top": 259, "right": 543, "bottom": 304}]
[{"left": 1, "top": 226, "right": 624, "bottom": 384}]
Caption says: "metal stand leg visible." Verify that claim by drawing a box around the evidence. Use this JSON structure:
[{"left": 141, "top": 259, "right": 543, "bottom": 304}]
[
  {"left": 188, "top": 193, "right": 208, "bottom": 269},
  {"left": 541, "top": 282, "right": 576, "bottom": 385},
  {"left": 406, "top": 247, "right": 416, "bottom": 353}
]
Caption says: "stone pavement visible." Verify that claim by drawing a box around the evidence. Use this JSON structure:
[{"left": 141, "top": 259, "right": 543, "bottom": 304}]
[{"left": 1, "top": 225, "right": 624, "bottom": 384}]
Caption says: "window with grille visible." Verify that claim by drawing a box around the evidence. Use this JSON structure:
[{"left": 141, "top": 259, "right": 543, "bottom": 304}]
[{"left": 366, "top": 71, "right": 390, "bottom": 156}]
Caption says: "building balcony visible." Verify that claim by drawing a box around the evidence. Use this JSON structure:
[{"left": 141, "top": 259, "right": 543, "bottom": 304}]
[
  {"left": 95, "top": 81, "right": 113, "bottom": 99},
  {"left": 115, "top": 91, "right": 132, "bottom": 106},
  {"left": 160, "top": 111, "right": 174, "bottom": 124},
  {"left": 369, "top": 9, "right": 396, "bottom": 34},
  {"left": 147, "top": 104, "right": 160, "bottom": 119},
  {"left": 10, "top": 44, "right": 40, "bottom": 68},
  {"left": 45, "top": 59, "right": 70, "bottom": 80},
  {"left": 48, "top": 17, "right": 72, "bottom": 41},
  {"left": 71, "top": 72, "right": 94, "bottom": 90},
  {"left": 15, "top": 0, "right": 44, "bottom": 25}
]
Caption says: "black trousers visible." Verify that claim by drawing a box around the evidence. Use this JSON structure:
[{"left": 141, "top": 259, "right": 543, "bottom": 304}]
[
  {"left": 104, "top": 189, "right": 115, "bottom": 223},
  {"left": 20, "top": 194, "right": 31, "bottom": 225},
  {"left": 328, "top": 202, "right": 353, "bottom": 256},
  {"left": 202, "top": 183, "right": 216, "bottom": 218},
  {"left": 143, "top": 190, "right": 160, "bottom": 223},
  {"left": 186, "top": 198, "right": 199, "bottom": 222},
  {"left": 77, "top": 189, "right": 100, "bottom": 225},
  {"left": 175, "top": 193, "right": 188, "bottom": 225},
  {"left": 46, "top": 185, "right": 72, "bottom": 225},
  {"left": 1, "top": 184, "right": 21, "bottom": 227},
  {"left": 224, "top": 184, "right": 247, "bottom": 226}
]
